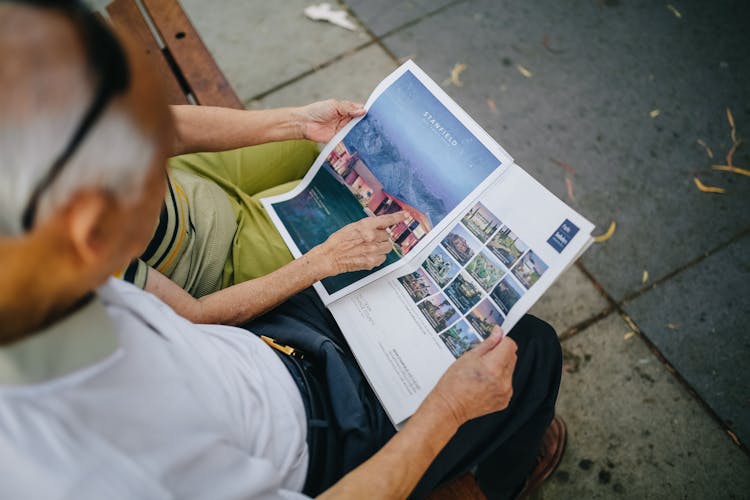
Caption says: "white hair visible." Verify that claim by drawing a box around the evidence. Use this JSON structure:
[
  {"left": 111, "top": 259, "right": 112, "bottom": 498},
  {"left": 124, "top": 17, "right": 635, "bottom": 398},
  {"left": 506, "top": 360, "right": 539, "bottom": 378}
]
[{"left": 0, "top": 7, "right": 157, "bottom": 236}]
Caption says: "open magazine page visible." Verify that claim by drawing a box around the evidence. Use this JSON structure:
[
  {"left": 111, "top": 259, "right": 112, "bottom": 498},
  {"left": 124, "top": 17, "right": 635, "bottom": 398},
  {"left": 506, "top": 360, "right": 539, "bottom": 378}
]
[
  {"left": 328, "top": 164, "right": 594, "bottom": 425},
  {"left": 261, "top": 61, "right": 513, "bottom": 304}
]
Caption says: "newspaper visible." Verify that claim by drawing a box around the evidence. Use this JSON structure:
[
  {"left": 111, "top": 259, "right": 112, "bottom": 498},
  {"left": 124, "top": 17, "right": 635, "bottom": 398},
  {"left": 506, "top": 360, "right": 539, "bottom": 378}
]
[{"left": 262, "top": 61, "right": 594, "bottom": 425}]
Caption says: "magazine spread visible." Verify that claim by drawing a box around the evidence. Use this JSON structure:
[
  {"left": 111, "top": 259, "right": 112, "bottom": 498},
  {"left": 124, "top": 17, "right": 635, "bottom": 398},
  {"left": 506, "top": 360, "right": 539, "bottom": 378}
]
[
  {"left": 262, "top": 61, "right": 513, "bottom": 304},
  {"left": 262, "top": 61, "right": 594, "bottom": 426}
]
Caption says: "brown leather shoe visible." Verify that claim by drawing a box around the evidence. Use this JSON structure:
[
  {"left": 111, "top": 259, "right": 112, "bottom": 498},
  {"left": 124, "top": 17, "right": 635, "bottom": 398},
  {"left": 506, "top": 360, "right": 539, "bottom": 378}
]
[{"left": 516, "top": 415, "right": 567, "bottom": 499}]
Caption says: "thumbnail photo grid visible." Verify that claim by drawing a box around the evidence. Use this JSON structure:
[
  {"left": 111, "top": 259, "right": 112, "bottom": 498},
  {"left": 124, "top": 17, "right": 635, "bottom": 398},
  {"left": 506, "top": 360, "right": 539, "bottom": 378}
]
[{"left": 396, "top": 202, "right": 549, "bottom": 359}]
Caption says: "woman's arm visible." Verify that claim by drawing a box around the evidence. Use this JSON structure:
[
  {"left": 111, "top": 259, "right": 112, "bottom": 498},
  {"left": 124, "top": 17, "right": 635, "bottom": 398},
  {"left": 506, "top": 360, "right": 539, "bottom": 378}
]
[
  {"left": 144, "top": 212, "right": 406, "bottom": 325},
  {"left": 170, "top": 100, "right": 365, "bottom": 156}
]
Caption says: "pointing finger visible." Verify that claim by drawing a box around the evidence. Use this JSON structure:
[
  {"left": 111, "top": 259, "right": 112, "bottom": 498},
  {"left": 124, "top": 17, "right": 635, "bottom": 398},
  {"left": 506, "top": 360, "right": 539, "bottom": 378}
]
[{"left": 369, "top": 211, "right": 409, "bottom": 229}]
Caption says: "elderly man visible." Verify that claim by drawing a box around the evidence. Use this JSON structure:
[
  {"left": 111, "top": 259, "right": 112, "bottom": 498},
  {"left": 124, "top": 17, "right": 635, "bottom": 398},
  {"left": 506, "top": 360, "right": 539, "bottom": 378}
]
[{"left": 0, "top": 1, "right": 564, "bottom": 498}]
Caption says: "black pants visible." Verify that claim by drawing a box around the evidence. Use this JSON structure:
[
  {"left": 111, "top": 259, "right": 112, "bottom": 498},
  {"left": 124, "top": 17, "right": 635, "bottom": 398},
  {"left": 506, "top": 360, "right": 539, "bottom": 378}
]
[{"left": 244, "top": 289, "right": 562, "bottom": 499}]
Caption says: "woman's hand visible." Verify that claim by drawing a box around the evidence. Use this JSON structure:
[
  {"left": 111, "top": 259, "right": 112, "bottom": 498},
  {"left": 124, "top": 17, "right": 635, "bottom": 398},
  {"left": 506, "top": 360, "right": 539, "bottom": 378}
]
[
  {"left": 296, "top": 99, "right": 366, "bottom": 143},
  {"left": 308, "top": 212, "right": 409, "bottom": 278}
]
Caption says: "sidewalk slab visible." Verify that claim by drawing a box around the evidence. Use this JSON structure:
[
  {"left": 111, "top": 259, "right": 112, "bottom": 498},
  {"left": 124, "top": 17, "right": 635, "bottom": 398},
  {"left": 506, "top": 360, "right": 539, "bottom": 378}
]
[
  {"left": 375, "top": 0, "right": 750, "bottom": 301},
  {"left": 247, "top": 44, "right": 396, "bottom": 110},
  {"left": 345, "top": 0, "right": 456, "bottom": 37},
  {"left": 529, "top": 265, "right": 609, "bottom": 337},
  {"left": 539, "top": 314, "right": 750, "bottom": 499},
  {"left": 623, "top": 233, "right": 750, "bottom": 447},
  {"left": 181, "top": 0, "right": 372, "bottom": 103}
]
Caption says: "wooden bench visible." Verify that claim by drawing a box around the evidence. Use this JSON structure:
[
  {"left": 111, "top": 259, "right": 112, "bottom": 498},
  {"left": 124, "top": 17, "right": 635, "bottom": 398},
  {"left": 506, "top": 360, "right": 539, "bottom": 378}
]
[
  {"left": 105, "top": 0, "right": 243, "bottom": 109},
  {"left": 105, "top": 1, "right": 483, "bottom": 497}
]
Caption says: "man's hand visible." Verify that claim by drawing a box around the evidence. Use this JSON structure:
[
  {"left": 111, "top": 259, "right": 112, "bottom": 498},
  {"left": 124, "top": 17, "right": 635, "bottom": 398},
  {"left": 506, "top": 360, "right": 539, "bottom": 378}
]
[
  {"left": 307, "top": 212, "right": 408, "bottom": 278},
  {"left": 296, "top": 99, "right": 366, "bottom": 143},
  {"left": 318, "top": 328, "right": 518, "bottom": 499},
  {"left": 426, "top": 329, "right": 517, "bottom": 428}
]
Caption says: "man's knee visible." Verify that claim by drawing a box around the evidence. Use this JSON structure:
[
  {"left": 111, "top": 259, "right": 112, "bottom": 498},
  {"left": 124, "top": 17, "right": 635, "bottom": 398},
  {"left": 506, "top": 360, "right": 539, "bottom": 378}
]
[{"left": 508, "top": 315, "right": 562, "bottom": 372}]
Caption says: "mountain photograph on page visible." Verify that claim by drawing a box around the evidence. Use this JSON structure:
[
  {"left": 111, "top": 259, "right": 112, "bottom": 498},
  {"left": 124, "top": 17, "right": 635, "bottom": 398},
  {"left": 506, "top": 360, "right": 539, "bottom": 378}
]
[{"left": 271, "top": 68, "right": 501, "bottom": 294}]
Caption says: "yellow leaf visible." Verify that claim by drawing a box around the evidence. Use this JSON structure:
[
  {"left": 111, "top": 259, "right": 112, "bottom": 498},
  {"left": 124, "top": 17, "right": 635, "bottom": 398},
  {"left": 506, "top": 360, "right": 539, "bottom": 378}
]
[
  {"left": 449, "top": 63, "right": 467, "bottom": 87},
  {"left": 666, "top": 4, "right": 682, "bottom": 18},
  {"left": 726, "top": 107, "right": 735, "bottom": 129},
  {"left": 516, "top": 64, "right": 533, "bottom": 78},
  {"left": 650, "top": 109, "right": 661, "bottom": 118},
  {"left": 565, "top": 176, "right": 576, "bottom": 201},
  {"left": 624, "top": 332, "right": 635, "bottom": 340},
  {"left": 593, "top": 220, "right": 616, "bottom": 243},
  {"left": 642, "top": 270, "right": 649, "bottom": 284},
  {"left": 487, "top": 98, "right": 497, "bottom": 113},
  {"left": 696, "top": 139, "right": 714, "bottom": 159},
  {"left": 712, "top": 164, "right": 750, "bottom": 177},
  {"left": 693, "top": 177, "right": 726, "bottom": 193},
  {"left": 666, "top": 323, "right": 680, "bottom": 330}
]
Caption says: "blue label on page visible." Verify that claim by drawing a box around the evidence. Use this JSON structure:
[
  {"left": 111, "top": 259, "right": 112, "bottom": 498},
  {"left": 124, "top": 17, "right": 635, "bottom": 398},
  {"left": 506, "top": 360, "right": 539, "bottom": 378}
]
[{"left": 547, "top": 219, "right": 579, "bottom": 253}]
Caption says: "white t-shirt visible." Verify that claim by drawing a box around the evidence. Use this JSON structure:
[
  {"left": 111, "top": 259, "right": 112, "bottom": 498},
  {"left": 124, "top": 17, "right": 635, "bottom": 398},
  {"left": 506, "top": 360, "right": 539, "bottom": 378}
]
[{"left": 0, "top": 278, "right": 309, "bottom": 499}]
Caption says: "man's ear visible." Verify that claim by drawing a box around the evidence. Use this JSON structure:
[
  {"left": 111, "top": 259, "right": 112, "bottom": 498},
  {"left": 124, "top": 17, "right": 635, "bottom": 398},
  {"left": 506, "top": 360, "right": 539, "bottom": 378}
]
[{"left": 64, "top": 190, "right": 119, "bottom": 265}]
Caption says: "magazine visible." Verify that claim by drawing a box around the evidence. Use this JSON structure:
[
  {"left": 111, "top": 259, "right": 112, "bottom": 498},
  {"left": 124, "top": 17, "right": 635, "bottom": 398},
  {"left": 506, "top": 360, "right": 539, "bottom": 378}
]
[{"left": 262, "top": 61, "right": 594, "bottom": 426}]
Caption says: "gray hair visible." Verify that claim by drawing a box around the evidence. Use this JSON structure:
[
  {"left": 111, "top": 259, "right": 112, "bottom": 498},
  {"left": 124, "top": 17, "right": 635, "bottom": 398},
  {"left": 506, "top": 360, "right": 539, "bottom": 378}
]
[{"left": 0, "top": 5, "right": 157, "bottom": 236}]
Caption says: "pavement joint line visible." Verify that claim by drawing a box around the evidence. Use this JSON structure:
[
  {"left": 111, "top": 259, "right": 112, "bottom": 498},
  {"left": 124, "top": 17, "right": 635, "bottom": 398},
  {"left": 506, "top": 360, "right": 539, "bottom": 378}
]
[
  {"left": 574, "top": 263, "right": 750, "bottom": 458},
  {"left": 338, "top": 0, "right": 471, "bottom": 65},
  {"left": 618, "top": 224, "right": 750, "bottom": 306},
  {"left": 243, "top": 40, "right": 380, "bottom": 105},
  {"left": 557, "top": 303, "right": 616, "bottom": 342},
  {"left": 245, "top": 1, "right": 470, "bottom": 111},
  {"left": 336, "top": 0, "right": 399, "bottom": 65}
]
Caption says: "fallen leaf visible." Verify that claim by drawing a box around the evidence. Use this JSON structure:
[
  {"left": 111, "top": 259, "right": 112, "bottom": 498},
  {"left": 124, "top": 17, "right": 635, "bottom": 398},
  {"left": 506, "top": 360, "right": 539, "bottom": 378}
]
[
  {"left": 449, "top": 63, "right": 467, "bottom": 87},
  {"left": 696, "top": 139, "right": 714, "bottom": 159},
  {"left": 712, "top": 164, "right": 750, "bottom": 177},
  {"left": 303, "top": 3, "right": 358, "bottom": 31},
  {"left": 726, "top": 140, "right": 741, "bottom": 167},
  {"left": 726, "top": 107, "right": 736, "bottom": 130},
  {"left": 727, "top": 429, "right": 741, "bottom": 447},
  {"left": 593, "top": 220, "right": 616, "bottom": 243},
  {"left": 666, "top": 323, "right": 680, "bottom": 330},
  {"left": 727, "top": 107, "right": 739, "bottom": 145},
  {"left": 487, "top": 98, "right": 497, "bottom": 114},
  {"left": 642, "top": 270, "right": 649, "bottom": 284},
  {"left": 624, "top": 332, "right": 635, "bottom": 340},
  {"left": 693, "top": 177, "right": 726, "bottom": 193},
  {"left": 550, "top": 158, "right": 577, "bottom": 176},
  {"left": 565, "top": 176, "right": 576, "bottom": 201},
  {"left": 516, "top": 64, "right": 533, "bottom": 78},
  {"left": 622, "top": 314, "right": 639, "bottom": 332},
  {"left": 650, "top": 109, "right": 661, "bottom": 118},
  {"left": 666, "top": 4, "right": 682, "bottom": 18}
]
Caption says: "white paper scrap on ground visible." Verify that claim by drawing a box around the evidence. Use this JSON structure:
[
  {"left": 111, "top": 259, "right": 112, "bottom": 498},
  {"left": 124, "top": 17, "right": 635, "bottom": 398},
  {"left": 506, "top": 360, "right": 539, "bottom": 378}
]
[{"left": 304, "top": 3, "right": 357, "bottom": 31}]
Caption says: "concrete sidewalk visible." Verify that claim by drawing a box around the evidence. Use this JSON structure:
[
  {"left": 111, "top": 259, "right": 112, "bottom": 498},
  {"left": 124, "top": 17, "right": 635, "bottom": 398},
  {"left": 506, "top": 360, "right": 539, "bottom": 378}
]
[{"left": 100, "top": 0, "right": 750, "bottom": 497}]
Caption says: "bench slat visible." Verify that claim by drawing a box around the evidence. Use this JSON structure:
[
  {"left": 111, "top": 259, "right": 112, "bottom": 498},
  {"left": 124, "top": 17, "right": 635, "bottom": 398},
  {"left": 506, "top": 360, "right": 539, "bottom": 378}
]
[
  {"left": 140, "top": 0, "right": 244, "bottom": 109},
  {"left": 106, "top": 0, "right": 189, "bottom": 105}
]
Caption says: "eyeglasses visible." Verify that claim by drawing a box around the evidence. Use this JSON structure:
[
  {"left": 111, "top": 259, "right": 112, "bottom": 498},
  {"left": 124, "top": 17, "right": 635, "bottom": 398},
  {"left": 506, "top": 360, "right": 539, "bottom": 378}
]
[{"left": 16, "top": 0, "right": 131, "bottom": 230}]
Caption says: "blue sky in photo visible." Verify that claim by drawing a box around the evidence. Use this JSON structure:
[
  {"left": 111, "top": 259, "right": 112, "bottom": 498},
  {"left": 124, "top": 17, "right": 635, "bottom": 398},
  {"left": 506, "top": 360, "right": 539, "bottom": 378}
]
[{"left": 346, "top": 70, "right": 501, "bottom": 219}]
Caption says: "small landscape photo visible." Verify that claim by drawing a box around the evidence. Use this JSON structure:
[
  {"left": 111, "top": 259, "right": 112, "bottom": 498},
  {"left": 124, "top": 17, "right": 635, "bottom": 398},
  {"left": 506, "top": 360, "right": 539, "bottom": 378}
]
[
  {"left": 417, "top": 293, "right": 460, "bottom": 332},
  {"left": 490, "top": 274, "right": 525, "bottom": 314},
  {"left": 466, "top": 298, "right": 505, "bottom": 339},
  {"left": 511, "top": 250, "right": 549, "bottom": 289},
  {"left": 397, "top": 268, "right": 440, "bottom": 302},
  {"left": 444, "top": 271, "right": 483, "bottom": 314},
  {"left": 488, "top": 225, "right": 528, "bottom": 268},
  {"left": 466, "top": 249, "right": 505, "bottom": 292},
  {"left": 440, "top": 320, "right": 481, "bottom": 358},
  {"left": 461, "top": 202, "right": 502, "bottom": 243},
  {"left": 422, "top": 245, "right": 460, "bottom": 288},
  {"left": 441, "top": 223, "right": 483, "bottom": 266}
]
